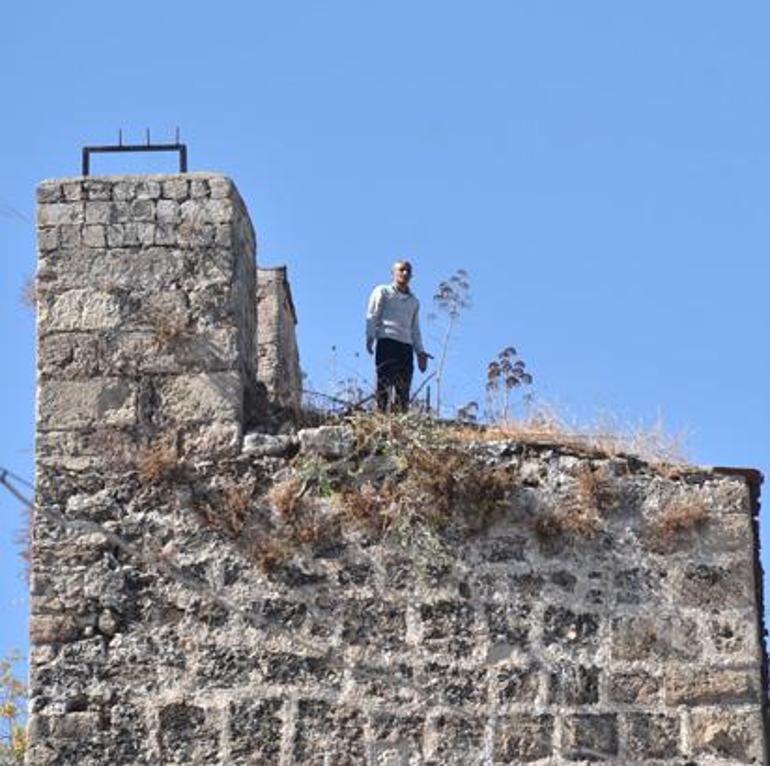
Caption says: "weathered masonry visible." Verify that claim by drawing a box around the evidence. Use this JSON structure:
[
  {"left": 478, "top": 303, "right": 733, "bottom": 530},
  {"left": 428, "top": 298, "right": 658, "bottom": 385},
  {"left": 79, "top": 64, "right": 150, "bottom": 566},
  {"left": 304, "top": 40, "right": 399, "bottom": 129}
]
[
  {"left": 256, "top": 266, "right": 301, "bottom": 415},
  {"left": 29, "top": 173, "right": 768, "bottom": 765}
]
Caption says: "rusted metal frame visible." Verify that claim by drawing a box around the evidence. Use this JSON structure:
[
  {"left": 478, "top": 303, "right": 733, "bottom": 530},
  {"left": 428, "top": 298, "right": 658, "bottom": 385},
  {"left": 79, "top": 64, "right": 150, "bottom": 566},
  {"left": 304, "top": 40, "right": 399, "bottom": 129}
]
[{"left": 81, "top": 143, "right": 188, "bottom": 176}]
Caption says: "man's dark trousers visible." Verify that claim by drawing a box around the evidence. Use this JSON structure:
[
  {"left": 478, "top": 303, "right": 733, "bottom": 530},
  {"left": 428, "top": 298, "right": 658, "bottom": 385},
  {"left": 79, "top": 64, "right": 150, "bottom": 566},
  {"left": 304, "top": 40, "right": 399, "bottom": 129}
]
[{"left": 375, "top": 338, "right": 413, "bottom": 412}]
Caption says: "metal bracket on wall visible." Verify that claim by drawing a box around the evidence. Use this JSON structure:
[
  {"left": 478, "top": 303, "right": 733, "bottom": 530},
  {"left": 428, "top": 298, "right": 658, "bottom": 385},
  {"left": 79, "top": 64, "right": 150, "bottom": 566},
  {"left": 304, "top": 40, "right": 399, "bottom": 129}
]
[{"left": 81, "top": 128, "right": 188, "bottom": 176}]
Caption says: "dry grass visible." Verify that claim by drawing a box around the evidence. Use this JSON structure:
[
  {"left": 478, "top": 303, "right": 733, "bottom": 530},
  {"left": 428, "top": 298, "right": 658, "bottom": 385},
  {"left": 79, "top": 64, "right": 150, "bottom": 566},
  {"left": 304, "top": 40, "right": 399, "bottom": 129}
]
[
  {"left": 247, "top": 537, "right": 294, "bottom": 573},
  {"left": 339, "top": 483, "right": 384, "bottom": 531},
  {"left": 218, "top": 482, "right": 254, "bottom": 537},
  {"left": 135, "top": 441, "right": 180, "bottom": 483},
  {"left": 265, "top": 477, "right": 306, "bottom": 520},
  {"left": 183, "top": 407, "right": 693, "bottom": 576},
  {"left": 656, "top": 496, "right": 709, "bottom": 539},
  {"left": 307, "top": 413, "right": 516, "bottom": 566},
  {"left": 146, "top": 308, "right": 192, "bottom": 349},
  {"left": 531, "top": 465, "right": 614, "bottom": 541},
  {"left": 20, "top": 275, "right": 37, "bottom": 314},
  {"left": 449, "top": 407, "right": 689, "bottom": 467}
]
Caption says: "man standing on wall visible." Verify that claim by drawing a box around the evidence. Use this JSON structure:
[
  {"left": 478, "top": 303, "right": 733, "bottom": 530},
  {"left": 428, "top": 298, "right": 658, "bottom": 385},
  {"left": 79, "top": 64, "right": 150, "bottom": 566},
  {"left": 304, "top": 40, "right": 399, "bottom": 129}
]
[{"left": 366, "top": 260, "right": 430, "bottom": 412}]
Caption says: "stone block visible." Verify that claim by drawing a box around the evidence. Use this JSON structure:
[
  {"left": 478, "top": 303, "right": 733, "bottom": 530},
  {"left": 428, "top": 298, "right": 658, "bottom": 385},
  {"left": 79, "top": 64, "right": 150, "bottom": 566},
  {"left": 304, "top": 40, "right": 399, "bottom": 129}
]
[
  {"left": 674, "top": 563, "right": 754, "bottom": 609},
  {"left": 607, "top": 670, "right": 660, "bottom": 704},
  {"left": 156, "top": 199, "right": 180, "bottom": 224},
  {"left": 562, "top": 714, "right": 618, "bottom": 761},
  {"left": 625, "top": 713, "right": 681, "bottom": 759},
  {"left": 158, "top": 371, "right": 242, "bottom": 423},
  {"left": 485, "top": 601, "right": 531, "bottom": 649},
  {"left": 495, "top": 665, "right": 540, "bottom": 705},
  {"left": 42, "top": 248, "right": 188, "bottom": 292},
  {"left": 157, "top": 702, "right": 218, "bottom": 765},
  {"left": 181, "top": 421, "right": 241, "bottom": 457},
  {"left": 58, "top": 224, "right": 81, "bottom": 248},
  {"left": 109, "top": 201, "right": 131, "bottom": 223},
  {"left": 181, "top": 197, "right": 234, "bottom": 225},
  {"left": 614, "top": 566, "right": 665, "bottom": 604},
  {"left": 135, "top": 180, "right": 161, "bottom": 199},
  {"left": 155, "top": 223, "right": 177, "bottom": 245},
  {"left": 162, "top": 178, "right": 189, "bottom": 200},
  {"left": 611, "top": 614, "right": 700, "bottom": 662},
  {"left": 340, "top": 598, "right": 406, "bottom": 650},
  {"left": 293, "top": 700, "right": 365, "bottom": 765},
  {"left": 664, "top": 667, "right": 758, "bottom": 705},
  {"left": 190, "top": 178, "right": 210, "bottom": 198},
  {"left": 36, "top": 428, "right": 137, "bottom": 471},
  {"left": 430, "top": 713, "right": 485, "bottom": 764},
  {"left": 420, "top": 601, "right": 475, "bottom": 644},
  {"left": 124, "top": 221, "right": 157, "bottom": 246},
  {"left": 242, "top": 432, "right": 296, "bottom": 457},
  {"left": 85, "top": 201, "right": 112, "bottom": 224},
  {"left": 83, "top": 180, "right": 112, "bottom": 200},
  {"left": 82, "top": 225, "right": 106, "bottom": 248},
  {"left": 37, "top": 332, "right": 99, "bottom": 380},
  {"left": 690, "top": 709, "right": 764, "bottom": 762},
  {"left": 208, "top": 176, "right": 233, "bottom": 199},
  {"left": 38, "top": 202, "right": 84, "bottom": 226},
  {"left": 42, "top": 289, "right": 122, "bottom": 332},
  {"left": 194, "top": 646, "right": 259, "bottom": 688},
  {"left": 38, "top": 379, "right": 136, "bottom": 430},
  {"left": 351, "top": 663, "right": 415, "bottom": 704},
  {"left": 495, "top": 714, "right": 553, "bottom": 763},
  {"left": 28, "top": 712, "right": 101, "bottom": 740},
  {"left": 542, "top": 605, "right": 599, "bottom": 648},
  {"left": 701, "top": 513, "right": 754, "bottom": 552},
  {"left": 370, "top": 712, "right": 424, "bottom": 765},
  {"left": 421, "top": 662, "right": 487, "bottom": 706},
  {"left": 261, "top": 651, "right": 341, "bottom": 688},
  {"left": 256, "top": 598, "right": 307, "bottom": 630},
  {"left": 229, "top": 698, "right": 282, "bottom": 763},
  {"left": 707, "top": 613, "right": 760, "bottom": 661},
  {"left": 37, "top": 227, "right": 57, "bottom": 251},
  {"left": 298, "top": 425, "right": 355, "bottom": 459},
  {"left": 37, "top": 182, "right": 62, "bottom": 203},
  {"left": 547, "top": 663, "right": 600, "bottom": 705},
  {"left": 112, "top": 180, "right": 137, "bottom": 201},
  {"left": 129, "top": 198, "right": 154, "bottom": 221},
  {"left": 29, "top": 615, "right": 79, "bottom": 644}
]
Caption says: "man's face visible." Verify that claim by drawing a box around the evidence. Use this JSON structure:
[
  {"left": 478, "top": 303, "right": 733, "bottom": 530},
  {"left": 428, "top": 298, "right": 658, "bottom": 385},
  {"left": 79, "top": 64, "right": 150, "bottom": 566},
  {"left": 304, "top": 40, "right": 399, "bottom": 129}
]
[{"left": 392, "top": 263, "right": 412, "bottom": 290}]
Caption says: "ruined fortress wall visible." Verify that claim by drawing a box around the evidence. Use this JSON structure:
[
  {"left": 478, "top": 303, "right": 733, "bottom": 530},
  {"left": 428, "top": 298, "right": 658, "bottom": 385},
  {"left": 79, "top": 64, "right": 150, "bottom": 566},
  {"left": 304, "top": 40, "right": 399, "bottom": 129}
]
[
  {"left": 256, "top": 266, "right": 301, "bottom": 413},
  {"left": 28, "top": 175, "right": 768, "bottom": 765}
]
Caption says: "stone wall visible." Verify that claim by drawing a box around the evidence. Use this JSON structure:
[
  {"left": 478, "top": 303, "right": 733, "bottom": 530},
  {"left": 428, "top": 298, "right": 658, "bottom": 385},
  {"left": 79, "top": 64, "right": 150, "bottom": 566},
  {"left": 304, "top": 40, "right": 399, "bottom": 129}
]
[
  {"left": 35, "top": 173, "right": 257, "bottom": 469},
  {"left": 256, "top": 266, "right": 301, "bottom": 414},
  {"left": 29, "top": 174, "right": 768, "bottom": 765}
]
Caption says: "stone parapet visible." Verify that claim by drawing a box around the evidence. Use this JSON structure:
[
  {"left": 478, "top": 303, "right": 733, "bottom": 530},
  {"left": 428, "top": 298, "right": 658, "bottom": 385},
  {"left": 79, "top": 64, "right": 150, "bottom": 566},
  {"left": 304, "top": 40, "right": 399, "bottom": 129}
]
[{"left": 256, "top": 266, "right": 301, "bottom": 413}]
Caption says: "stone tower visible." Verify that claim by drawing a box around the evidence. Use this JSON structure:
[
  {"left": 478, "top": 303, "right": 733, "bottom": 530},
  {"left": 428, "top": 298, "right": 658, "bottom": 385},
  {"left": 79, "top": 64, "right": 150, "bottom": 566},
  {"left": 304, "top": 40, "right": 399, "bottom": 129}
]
[{"left": 28, "top": 172, "right": 768, "bottom": 765}]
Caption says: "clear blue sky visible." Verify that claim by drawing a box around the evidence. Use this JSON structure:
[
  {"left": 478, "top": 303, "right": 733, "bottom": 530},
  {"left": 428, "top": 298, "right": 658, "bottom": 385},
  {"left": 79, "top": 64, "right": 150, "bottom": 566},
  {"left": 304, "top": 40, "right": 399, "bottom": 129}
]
[{"left": 1, "top": 1, "right": 768, "bottom": 675}]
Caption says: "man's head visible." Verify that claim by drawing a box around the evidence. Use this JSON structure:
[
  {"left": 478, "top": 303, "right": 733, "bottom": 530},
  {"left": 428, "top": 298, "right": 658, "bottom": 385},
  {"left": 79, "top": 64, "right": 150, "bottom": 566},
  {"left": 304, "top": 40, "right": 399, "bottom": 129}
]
[{"left": 391, "top": 260, "right": 413, "bottom": 292}]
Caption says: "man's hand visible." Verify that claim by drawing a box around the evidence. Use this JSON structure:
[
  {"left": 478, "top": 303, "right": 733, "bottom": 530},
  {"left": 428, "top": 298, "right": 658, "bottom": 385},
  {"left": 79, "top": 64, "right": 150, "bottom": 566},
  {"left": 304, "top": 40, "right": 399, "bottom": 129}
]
[
  {"left": 417, "top": 352, "right": 430, "bottom": 373},
  {"left": 366, "top": 339, "right": 374, "bottom": 355}
]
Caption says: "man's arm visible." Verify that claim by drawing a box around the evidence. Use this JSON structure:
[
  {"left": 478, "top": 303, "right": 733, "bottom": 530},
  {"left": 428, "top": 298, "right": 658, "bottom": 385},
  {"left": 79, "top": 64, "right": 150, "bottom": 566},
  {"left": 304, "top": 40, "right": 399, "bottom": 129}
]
[
  {"left": 411, "top": 299, "right": 425, "bottom": 355},
  {"left": 365, "top": 286, "right": 384, "bottom": 354},
  {"left": 412, "top": 300, "right": 430, "bottom": 372}
]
